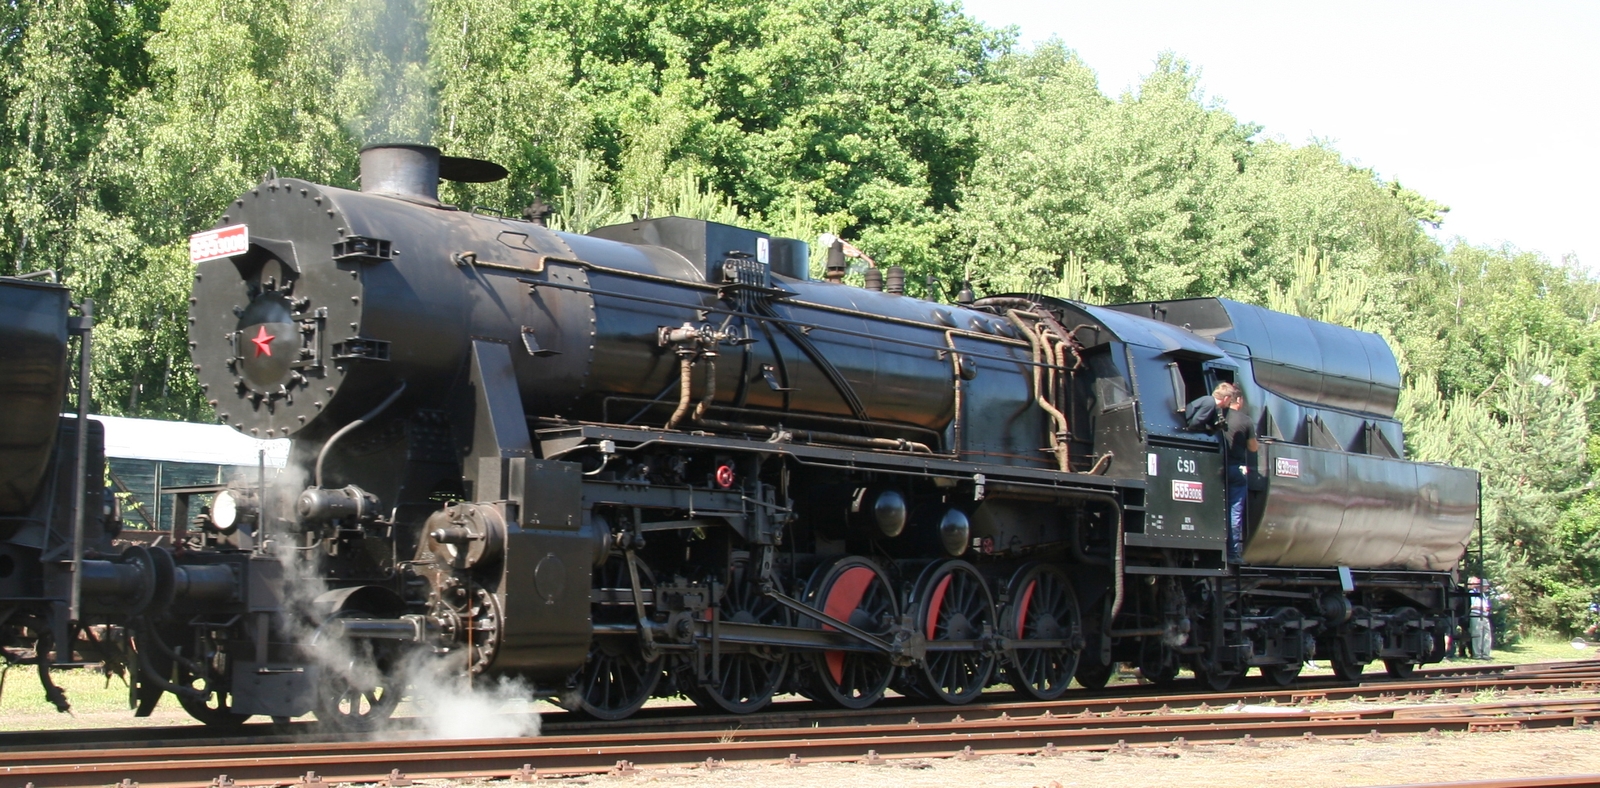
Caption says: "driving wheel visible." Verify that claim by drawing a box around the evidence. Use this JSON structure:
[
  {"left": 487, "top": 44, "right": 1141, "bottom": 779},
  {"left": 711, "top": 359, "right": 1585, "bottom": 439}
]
[
  {"left": 1003, "top": 563, "right": 1081, "bottom": 700},
  {"left": 568, "top": 553, "right": 662, "bottom": 720},
  {"left": 803, "top": 556, "right": 897, "bottom": 709},
  {"left": 910, "top": 560, "right": 997, "bottom": 704},
  {"left": 687, "top": 561, "right": 790, "bottom": 714}
]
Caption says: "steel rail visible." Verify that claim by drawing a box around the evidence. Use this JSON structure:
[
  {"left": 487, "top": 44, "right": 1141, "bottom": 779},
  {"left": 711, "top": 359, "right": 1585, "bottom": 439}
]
[
  {"left": 4, "top": 697, "right": 1599, "bottom": 788},
  {"left": 12, "top": 696, "right": 1600, "bottom": 771},
  {"left": 544, "top": 672, "right": 1600, "bottom": 738},
  {"left": 1, "top": 659, "right": 1595, "bottom": 754},
  {"left": 1365, "top": 777, "right": 1600, "bottom": 788}
]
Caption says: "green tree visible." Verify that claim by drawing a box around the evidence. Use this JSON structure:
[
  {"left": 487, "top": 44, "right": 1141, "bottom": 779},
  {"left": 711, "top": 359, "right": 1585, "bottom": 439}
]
[
  {"left": 1405, "top": 337, "right": 1597, "bottom": 634},
  {"left": 85, "top": 0, "right": 372, "bottom": 418},
  {"left": 1401, "top": 243, "right": 1600, "bottom": 414},
  {"left": 500, "top": 0, "right": 1007, "bottom": 293},
  {"left": 0, "top": 0, "right": 168, "bottom": 413}
]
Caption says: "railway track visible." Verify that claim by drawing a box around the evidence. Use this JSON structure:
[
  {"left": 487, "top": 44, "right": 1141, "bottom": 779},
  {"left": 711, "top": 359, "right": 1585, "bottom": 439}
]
[
  {"left": 7, "top": 657, "right": 1593, "bottom": 750},
  {"left": 5, "top": 659, "right": 1598, "bottom": 788}
]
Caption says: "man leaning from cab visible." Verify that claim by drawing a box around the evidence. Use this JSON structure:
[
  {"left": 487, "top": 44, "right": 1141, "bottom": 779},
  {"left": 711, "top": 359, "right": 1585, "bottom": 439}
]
[{"left": 1222, "top": 389, "right": 1258, "bottom": 565}]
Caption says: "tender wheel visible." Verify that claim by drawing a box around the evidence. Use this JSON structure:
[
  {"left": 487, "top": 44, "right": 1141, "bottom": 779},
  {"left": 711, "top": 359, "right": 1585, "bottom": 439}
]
[
  {"left": 1003, "top": 563, "right": 1081, "bottom": 700},
  {"left": 1330, "top": 641, "right": 1367, "bottom": 682},
  {"left": 311, "top": 614, "right": 401, "bottom": 732},
  {"left": 1196, "top": 665, "right": 1235, "bottom": 692},
  {"left": 1383, "top": 658, "right": 1418, "bottom": 680},
  {"left": 686, "top": 562, "right": 789, "bottom": 714},
  {"left": 1140, "top": 658, "right": 1180, "bottom": 686},
  {"left": 803, "top": 556, "right": 898, "bottom": 709},
  {"left": 1263, "top": 663, "right": 1302, "bottom": 687},
  {"left": 910, "top": 560, "right": 997, "bottom": 705},
  {"left": 1073, "top": 655, "right": 1114, "bottom": 690},
  {"left": 569, "top": 554, "right": 662, "bottom": 721}
]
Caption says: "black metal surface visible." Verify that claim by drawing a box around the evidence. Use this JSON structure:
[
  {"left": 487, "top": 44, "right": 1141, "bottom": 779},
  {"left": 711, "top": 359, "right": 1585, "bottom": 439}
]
[
  {"left": 0, "top": 277, "right": 70, "bottom": 515},
  {"left": 189, "top": 175, "right": 1060, "bottom": 465},
  {"left": 1109, "top": 298, "right": 1402, "bottom": 418},
  {"left": 1249, "top": 442, "right": 1480, "bottom": 570}
]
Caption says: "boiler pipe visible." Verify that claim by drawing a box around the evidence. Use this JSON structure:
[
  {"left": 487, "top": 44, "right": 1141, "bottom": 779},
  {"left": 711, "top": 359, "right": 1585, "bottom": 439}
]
[{"left": 68, "top": 299, "right": 93, "bottom": 624}]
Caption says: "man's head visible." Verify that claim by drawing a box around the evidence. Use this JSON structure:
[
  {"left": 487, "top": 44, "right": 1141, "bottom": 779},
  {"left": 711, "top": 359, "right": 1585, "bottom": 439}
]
[
  {"left": 1228, "top": 390, "right": 1246, "bottom": 410},
  {"left": 1212, "top": 382, "right": 1238, "bottom": 409},
  {"left": 1468, "top": 577, "right": 1481, "bottom": 589}
]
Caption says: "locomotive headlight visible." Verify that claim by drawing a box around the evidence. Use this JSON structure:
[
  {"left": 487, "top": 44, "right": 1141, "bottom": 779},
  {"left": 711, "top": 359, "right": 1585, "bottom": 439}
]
[
  {"left": 212, "top": 491, "right": 238, "bottom": 530},
  {"left": 207, "top": 489, "right": 258, "bottom": 534}
]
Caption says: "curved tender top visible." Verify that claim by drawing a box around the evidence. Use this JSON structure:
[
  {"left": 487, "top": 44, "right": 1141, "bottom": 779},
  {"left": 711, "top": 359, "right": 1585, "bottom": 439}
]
[{"left": 1108, "top": 297, "right": 1401, "bottom": 418}]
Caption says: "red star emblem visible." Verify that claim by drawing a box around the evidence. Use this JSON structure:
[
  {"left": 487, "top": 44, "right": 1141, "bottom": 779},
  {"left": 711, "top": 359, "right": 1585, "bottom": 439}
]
[{"left": 250, "top": 325, "right": 275, "bottom": 357}]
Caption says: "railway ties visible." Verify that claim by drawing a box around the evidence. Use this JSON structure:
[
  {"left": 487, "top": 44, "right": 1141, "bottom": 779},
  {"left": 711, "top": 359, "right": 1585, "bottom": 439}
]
[
  {"left": 5, "top": 660, "right": 1599, "bottom": 788},
  {"left": 6, "top": 698, "right": 1600, "bottom": 788}
]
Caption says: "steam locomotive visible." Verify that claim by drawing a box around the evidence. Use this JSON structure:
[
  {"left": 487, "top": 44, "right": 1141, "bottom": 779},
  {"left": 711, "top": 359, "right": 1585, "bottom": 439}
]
[{"left": 0, "top": 144, "right": 1479, "bottom": 728}]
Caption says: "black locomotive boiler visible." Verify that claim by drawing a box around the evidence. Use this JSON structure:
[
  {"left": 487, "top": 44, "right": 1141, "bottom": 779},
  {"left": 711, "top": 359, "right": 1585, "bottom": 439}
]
[{"left": 2, "top": 142, "right": 1480, "bottom": 729}]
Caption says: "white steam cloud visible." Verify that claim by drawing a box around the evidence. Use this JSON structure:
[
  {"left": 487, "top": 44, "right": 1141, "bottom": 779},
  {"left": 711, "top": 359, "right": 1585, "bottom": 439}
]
[
  {"left": 339, "top": 0, "right": 435, "bottom": 145},
  {"left": 264, "top": 460, "right": 539, "bottom": 740}
]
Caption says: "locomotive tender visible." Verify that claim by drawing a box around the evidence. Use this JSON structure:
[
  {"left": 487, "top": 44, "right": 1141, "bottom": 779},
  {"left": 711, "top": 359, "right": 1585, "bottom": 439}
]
[{"left": 1, "top": 144, "right": 1479, "bottom": 727}]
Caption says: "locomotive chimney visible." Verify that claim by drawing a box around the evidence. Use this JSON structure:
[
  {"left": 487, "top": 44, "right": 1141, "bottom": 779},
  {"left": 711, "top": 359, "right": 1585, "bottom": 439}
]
[{"left": 359, "top": 144, "right": 441, "bottom": 203}]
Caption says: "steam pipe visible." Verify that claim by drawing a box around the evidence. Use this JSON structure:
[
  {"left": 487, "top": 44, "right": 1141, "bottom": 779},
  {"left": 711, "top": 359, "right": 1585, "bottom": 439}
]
[
  {"left": 1008, "top": 310, "right": 1070, "bottom": 472},
  {"left": 692, "top": 356, "right": 717, "bottom": 422},
  {"left": 945, "top": 331, "right": 963, "bottom": 456},
  {"left": 68, "top": 298, "right": 93, "bottom": 624},
  {"left": 694, "top": 418, "right": 932, "bottom": 453},
  {"left": 666, "top": 355, "right": 695, "bottom": 430},
  {"left": 1112, "top": 504, "right": 1126, "bottom": 619},
  {"left": 314, "top": 383, "right": 406, "bottom": 489}
]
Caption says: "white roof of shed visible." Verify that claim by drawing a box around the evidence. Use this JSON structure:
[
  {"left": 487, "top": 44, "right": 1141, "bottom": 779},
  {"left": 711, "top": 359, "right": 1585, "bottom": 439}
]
[{"left": 89, "top": 415, "right": 291, "bottom": 468}]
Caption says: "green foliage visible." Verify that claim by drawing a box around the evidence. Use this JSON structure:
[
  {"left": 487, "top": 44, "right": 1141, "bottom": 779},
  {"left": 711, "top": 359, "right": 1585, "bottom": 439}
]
[
  {"left": 1405, "top": 338, "right": 1598, "bottom": 634},
  {"left": 1401, "top": 244, "right": 1600, "bottom": 415},
  {"left": 958, "top": 46, "right": 1256, "bottom": 303},
  {"left": 548, "top": 158, "right": 741, "bottom": 233}
]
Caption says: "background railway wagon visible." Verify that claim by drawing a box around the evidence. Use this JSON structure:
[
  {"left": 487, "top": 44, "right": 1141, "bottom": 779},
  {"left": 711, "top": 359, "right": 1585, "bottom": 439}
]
[{"left": 97, "top": 415, "right": 289, "bottom": 532}]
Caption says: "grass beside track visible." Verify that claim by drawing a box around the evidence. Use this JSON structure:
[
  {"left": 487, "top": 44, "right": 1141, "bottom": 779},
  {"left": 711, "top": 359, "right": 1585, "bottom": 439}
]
[{"left": 2, "top": 635, "right": 1592, "bottom": 731}]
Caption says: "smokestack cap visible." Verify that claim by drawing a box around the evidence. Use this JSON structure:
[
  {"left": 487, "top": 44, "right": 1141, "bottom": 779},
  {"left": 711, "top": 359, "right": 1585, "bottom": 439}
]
[{"left": 359, "top": 144, "right": 508, "bottom": 203}]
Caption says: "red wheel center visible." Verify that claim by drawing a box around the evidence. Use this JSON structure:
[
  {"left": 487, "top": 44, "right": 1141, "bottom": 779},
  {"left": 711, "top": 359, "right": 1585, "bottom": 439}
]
[{"left": 822, "top": 566, "right": 876, "bottom": 684}]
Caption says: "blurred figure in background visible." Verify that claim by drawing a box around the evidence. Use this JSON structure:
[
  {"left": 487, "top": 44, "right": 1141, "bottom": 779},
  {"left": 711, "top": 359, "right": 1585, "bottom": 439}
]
[{"left": 1467, "top": 576, "right": 1493, "bottom": 659}]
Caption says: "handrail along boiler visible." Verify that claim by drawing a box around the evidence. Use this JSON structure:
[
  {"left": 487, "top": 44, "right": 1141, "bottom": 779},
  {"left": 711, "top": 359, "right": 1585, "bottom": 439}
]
[{"left": 0, "top": 144, "right": 1480, "bottom": 725}]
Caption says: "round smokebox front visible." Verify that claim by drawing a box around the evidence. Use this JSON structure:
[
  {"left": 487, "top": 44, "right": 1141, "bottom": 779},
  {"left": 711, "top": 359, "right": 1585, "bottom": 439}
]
[{"left": 189, "top": 181, "right": 368, "bottom": 440}]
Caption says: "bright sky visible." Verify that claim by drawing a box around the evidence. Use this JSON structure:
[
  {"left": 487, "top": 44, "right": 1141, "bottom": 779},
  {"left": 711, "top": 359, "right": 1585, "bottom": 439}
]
[{"left": 959, "top": 1, "right": 1599, "bottom": 273}]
